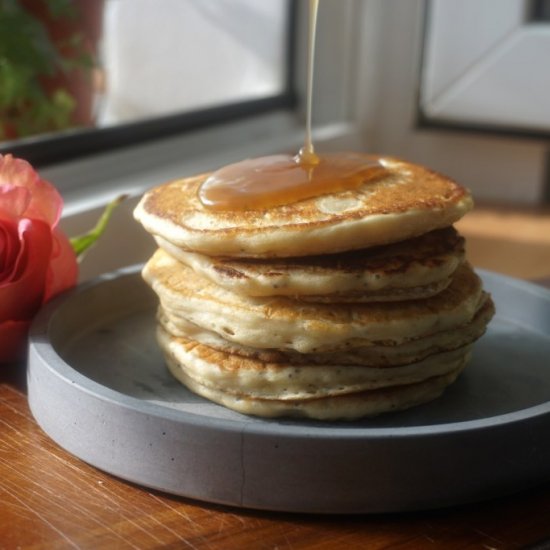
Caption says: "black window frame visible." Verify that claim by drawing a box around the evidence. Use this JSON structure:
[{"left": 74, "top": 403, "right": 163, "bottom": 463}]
[{"left": 530, "top": 0, "right": 550, "bottom": 21}]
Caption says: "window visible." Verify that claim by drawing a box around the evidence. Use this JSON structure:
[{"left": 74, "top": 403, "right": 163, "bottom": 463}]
[
  {"left": 0, "top": 0, "right": 296, "bottom": 166},
  {"left": 357, "top": 0, "right": 550, "bottom": 204},
  {"left": 420, "top": 0, "right": 550, "bottom": 135}
]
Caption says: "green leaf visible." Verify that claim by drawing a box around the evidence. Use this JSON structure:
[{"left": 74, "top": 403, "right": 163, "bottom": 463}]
[
  {"left": 70, "top": 195, "right": 128, "bottom": 259},
  {"left": 0, "top": 0, "right": 93, "bottom": 139}
]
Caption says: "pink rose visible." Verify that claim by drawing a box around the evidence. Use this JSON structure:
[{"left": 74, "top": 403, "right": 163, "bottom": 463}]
[{"left": 0, "top": 154, "right": 78, "bottom": 364}]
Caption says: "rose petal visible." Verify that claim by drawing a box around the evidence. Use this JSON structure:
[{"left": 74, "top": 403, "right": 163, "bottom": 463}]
[
  {"left": 0, "top": 219, "right": 52, "bottom": 321},
  {"left": 0, "top": 219, "right": 21, "bottom": 281},
  {"left": 0, "top": 185, "right": 31, "bottom": 220},
  {"left": 0, "top": 154, "right": 62, "bottom": 227},
  {"left": 44, "top": 227, "right": 78, "bottom": 302},
  {"left": 0, "top": 319, "right": 29, "bottom": 364}
]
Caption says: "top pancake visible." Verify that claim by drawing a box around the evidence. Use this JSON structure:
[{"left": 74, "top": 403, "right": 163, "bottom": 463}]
[{"left": 134, "top": 155, "right": 473, "bottom": 258}]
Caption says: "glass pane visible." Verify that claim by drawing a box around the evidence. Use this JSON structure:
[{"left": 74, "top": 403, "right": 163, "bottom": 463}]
[
  {"left": 98, "top": 0, "right": 289, "bottom": 125},
  {"left": 0, "top": 0, "right": 290, "bottom": 143}
]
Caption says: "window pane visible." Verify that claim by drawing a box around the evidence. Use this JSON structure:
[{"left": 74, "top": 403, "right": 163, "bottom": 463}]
[
  {"left": 98, "top": 0, "right": 289, "bottom": 125},
  {"left": 420, "top": 0, "right": 550, "bottom": 135},
  {"left": 0, "top": 0, "right": 292, "bottom": 152}
]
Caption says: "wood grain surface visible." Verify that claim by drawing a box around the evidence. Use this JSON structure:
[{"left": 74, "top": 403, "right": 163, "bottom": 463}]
[
  {"left": 1, "top": 205, "right": 550, "bottom": 549},
  {"left": 1, "top": 375, "right": 550, "bottom": 550}
]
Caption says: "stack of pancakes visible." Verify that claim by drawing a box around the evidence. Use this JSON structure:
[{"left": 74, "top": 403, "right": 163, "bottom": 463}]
[{"left": 134, "top": 155, "right": 494, "bottom": 421}]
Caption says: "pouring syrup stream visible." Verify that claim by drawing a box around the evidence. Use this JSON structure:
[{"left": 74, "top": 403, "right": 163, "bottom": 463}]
[
  {"left": 198, "top": 0, "right": 384, "bottom": 211},
  {"left": 298, "top": 0, "right": 320, "bottom": 167}
]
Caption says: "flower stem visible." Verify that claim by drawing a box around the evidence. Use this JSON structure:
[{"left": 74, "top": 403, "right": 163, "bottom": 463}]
[{"left": 70, "top": 194, "right": 127, "bottom": 259}]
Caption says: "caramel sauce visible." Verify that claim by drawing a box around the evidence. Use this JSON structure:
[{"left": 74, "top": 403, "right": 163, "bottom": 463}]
[{"left": 198, "top": 0, "right": 386, "bottom": 211}]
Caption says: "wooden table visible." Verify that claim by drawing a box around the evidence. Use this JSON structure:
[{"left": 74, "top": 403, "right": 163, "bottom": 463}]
[{"left": 2, "top": 205, "right": 550, "bottom": 549}]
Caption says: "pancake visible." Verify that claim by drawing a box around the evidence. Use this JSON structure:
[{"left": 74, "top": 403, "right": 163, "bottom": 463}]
[
  {"left": 158, "top": 296, "right": 494, "bottom": 367},
  {"left": 158, "top": 324, "right": 472, "bottom": 400},
  {"left": 162, "top": 345, "right": 466, "bottom": 420},
  {"left": 135, "top": 150, "right": 494, "bottom": 420},
  {"left": 142, "top": 249, "right": 485, "bottom": 353},
  {"left": 134, "top": 155, "right": 473, "bottom": 258},
  {"left": 154, "top": 227, "right": 465, "bottom": 301}
]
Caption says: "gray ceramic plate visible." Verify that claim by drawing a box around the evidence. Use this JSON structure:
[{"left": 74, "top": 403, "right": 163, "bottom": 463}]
[{"left": 28, "top": 266, "right": 550, "bottom": 513}]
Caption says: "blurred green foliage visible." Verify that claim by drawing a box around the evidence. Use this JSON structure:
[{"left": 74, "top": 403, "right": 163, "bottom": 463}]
[{"left": 0, "top": 0, "right": 92, "bottom": 140}]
